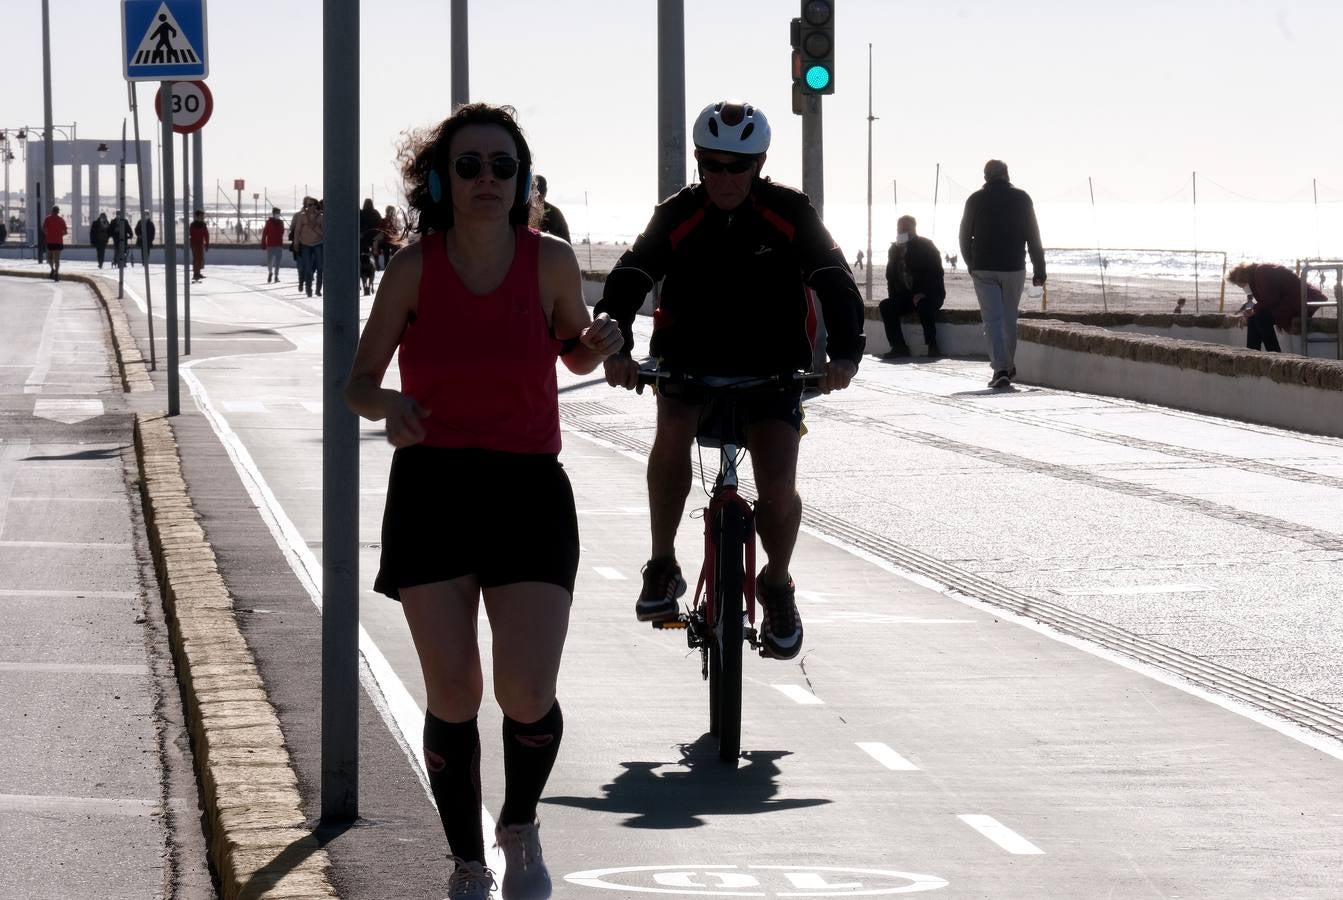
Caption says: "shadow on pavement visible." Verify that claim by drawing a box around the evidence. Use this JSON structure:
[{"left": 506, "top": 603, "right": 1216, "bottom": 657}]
[
  {"left": 543, "top": 733, "right": 829, "bottom": 829},
  {"left": 22, "top": 447, "right": 126, "bottom": 461}
]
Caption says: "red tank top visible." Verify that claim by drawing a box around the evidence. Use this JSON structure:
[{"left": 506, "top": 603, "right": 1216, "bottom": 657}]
[{"left": 399, "top": 226, "right": 562, "bottom": 454}]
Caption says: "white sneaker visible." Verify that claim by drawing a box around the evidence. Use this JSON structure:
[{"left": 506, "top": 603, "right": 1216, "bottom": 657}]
[
  {"left": 495, "top": 821, "right": 552, "bottom": 899},
  {"left": 446, "top": 857, "right": 495, "bottom": 900}
]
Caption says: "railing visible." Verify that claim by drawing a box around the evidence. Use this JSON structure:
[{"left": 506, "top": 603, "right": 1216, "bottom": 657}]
[{"left": 1296, "top": 260, "right": 1343, "bottom": 359}]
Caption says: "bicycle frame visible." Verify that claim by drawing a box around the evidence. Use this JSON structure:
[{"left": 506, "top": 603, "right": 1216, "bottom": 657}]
[{"left": 638, "top": 367, "right": 822, "bottom": 762}]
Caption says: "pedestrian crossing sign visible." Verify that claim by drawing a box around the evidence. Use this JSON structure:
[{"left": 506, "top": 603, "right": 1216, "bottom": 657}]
[{"left": 123, "top": 0, "right": 208, "bottom": 81}]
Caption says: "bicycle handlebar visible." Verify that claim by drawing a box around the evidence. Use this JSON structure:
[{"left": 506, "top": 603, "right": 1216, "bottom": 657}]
[{"left": 634, "top": 368, "right": 825, "bottom": 396}]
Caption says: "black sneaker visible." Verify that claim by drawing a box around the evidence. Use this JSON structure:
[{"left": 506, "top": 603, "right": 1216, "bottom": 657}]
[
  {"left": 636, "top": 557, "right": 686, "bottom": 622},
  {"left": 989, "top": 371, "right": 1011, "bottom": 389},
  {"left": 881, "top": 345, "right": 910, "bottom": 360},
  {"left": 758, "top": 566, "right": 803, "bottom": 660}
]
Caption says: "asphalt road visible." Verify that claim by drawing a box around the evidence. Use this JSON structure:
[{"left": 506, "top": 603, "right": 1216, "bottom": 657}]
[{"left": 22, "top": 258, "right": 1343, "bottom": 899}]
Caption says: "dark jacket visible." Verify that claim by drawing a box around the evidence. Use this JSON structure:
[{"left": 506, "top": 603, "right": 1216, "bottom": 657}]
[
  {"left": 136, "top": 218, "right": 156, "bottom": 247},
  {"left": 887, "top": 235, "right": 945, "bottom": 303},
  {"left": 110, "top": 217, "right": 133, "bottom": 244},
  {"left": 90, "top": 217, "right": 111, "bottom": 246},
  {"left": 959, "top": 180, "right": 1045, "bottom": 277},
  {"left": 540, "top": 202, "right": 571, "bottom": 244},
  {"left": 595, "top": 179, "right": 865, "bottom": 375},
  {"left": 1241, "top": 264, "right": 1326, "bottom": 329}
]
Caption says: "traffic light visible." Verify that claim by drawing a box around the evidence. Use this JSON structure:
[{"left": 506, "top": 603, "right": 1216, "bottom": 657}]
[{"left": 798, "top": 0, "right": 835, "bottom": 94}]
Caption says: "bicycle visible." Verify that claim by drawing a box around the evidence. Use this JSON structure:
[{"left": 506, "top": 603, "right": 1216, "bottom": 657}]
[{"left": 635, "top": 367, "right": 823, "bottom": 763}]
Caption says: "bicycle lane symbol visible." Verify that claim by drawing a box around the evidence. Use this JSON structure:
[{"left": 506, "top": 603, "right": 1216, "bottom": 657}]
[{"left": 564, "top": 864, "right": 949, "bottom": 895}]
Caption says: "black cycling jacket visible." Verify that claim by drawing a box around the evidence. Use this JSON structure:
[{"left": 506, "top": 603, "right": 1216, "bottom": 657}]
[{"left": 594, "top": 180, "right": 866, "bottom": 376}]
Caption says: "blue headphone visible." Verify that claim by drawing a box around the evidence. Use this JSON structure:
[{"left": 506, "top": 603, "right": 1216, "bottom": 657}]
[{"left": 427, "top": 150, "right": 533, "bottom": 210}]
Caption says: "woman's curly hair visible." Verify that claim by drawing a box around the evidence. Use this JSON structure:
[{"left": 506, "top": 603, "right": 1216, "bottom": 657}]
[{"left": 398, "top": 103, "right": 538, "bottom": 235}]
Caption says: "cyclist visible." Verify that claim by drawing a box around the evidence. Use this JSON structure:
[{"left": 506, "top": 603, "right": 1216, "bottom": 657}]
[
  {"left": 597, "top": 100, "right": 865, "bottom": 661},
  {"left": 345, "top": 103, "right": 623, "bottom": 900}
]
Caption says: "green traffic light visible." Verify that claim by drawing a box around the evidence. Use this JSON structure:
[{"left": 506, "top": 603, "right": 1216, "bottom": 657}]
[{"left": 805, "top": 65, "right": 831, "bottom": 90}]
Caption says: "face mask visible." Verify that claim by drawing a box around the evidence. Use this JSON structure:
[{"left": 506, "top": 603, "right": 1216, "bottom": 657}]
[{"left": 896, "top": 232, "right": 911, "bottom": 245}]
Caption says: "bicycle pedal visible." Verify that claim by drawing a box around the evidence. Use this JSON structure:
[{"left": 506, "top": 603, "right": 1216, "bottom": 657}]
[{"left": 652, "top": 618, "right": 688, "bottom": 630}]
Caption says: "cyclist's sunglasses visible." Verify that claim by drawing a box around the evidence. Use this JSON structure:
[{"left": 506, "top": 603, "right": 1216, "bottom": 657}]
[
  {"left": 452, "top": 154, "right": 520, "bottom": 181},
  {"left": 699, "top": 156, "right": 757, "bottom": 175}
]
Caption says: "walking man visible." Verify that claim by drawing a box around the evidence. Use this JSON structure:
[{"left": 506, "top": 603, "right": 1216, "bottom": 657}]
[
  {"left": 111, "top": 210, "right": 133, "bottom": 267},
  {"left": 42, "top": 206, "right": 68, "bottom": 281},
  {"left": 261, "top": 207, "right": 286, "bottom": 283},
  {"left": 135, "top": 211, "right": 156, "bottom": 267},
  {"left": 189, "top": 209, "right": 209, "bottom": 282},
  {"left": 292, "top": 196, "right": 325, "bottom": 297},
  {"left": 879, "top": 216, "right": 945, "bottom": 358},
  {"left": 958, "top": 159, "right": 1045, "bottom": 389},
  {"left": 535, "top": 176, "right": 571, "bottom": 244}
]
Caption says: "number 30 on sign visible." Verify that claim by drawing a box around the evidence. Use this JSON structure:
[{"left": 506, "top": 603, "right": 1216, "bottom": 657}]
[{"left": 154, "top": 80, "right": 214, "bottom": 134}]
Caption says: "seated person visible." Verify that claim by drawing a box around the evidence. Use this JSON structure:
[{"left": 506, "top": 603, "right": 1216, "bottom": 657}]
[{"left": 879, "top": 216, "right": 945, "bottom": 358}]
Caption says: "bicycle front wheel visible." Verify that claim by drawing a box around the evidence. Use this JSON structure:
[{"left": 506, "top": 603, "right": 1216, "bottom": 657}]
[{"left": 708, "top": 501, "right": 744, "bottom": 764}]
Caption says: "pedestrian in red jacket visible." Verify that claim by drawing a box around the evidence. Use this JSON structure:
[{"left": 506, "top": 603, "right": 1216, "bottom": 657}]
[
  {"left": 261, "top": 207, "right": 286, "bottom": 283},
  {"left": 189, "top": 210, "right": 210, "bottom": 282}
]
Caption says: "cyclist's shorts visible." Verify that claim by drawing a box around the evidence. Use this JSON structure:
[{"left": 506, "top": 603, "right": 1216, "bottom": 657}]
[
  {"left": 658, "top": 383, "right": 806, "bottom": 435},
  {"left": 47, "top": 242, "right": 63, "bottom": 252},
  {"left": 374, "top": 446, "right": 579, "bottom": 600}
]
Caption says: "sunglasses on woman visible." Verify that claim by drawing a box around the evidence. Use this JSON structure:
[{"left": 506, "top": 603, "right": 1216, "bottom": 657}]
[
  {"left": 452, "top": 154, "right": 520, "bottom": 181},
  {"left": 698, "top": 157, "right": 757, "bottom": 175}
]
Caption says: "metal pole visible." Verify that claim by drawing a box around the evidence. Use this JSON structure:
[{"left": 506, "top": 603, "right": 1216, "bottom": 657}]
[
  {"left": 322, "top": 0, "right": 360, "bottom": 824},
  {"left": 193, "top": 131, "right": 203, "bottom": 241},
  {"left": 1089, "top": 176, "right": 1107, "bottom": 311},
  {"left": 864, "top": 43, "right": 873, "bottom": 302},
  {"left": 931, "top": 163, "right": 940, "bottom": 241},
  {"left": 161, "top": 83, "right": 179, "bottom": 416},
  {"left": 182, "top": 132, "right": 191, "bottom": 356},
  {"left": 41, "top": 0, "right": 55, "bottom": 233},
  {"left": 118, "top": 120, "right": 126, "bottom": 299},
  {"left": 658, "top": 0, "right": 687, "bottom": 202},
  {"left": 1192, "top": 171, "right": 1199, "bottom": 314},
  {"left": 802, "top": 94, "right": 823, "bottom": 217},
  {"left": 450, "top": 0, "right": 469, "bottom": 110},
  {"left": 130, "top": 82, "right": 156, "bottom": 371}
]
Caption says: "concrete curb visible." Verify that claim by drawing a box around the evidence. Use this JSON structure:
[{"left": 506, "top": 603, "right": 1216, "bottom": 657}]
[
  {"left": 0, "top": 268, "right": 153, "bottom": 393},
  {"left": 1018, "top": 318, "right": 1343, "bottom": 390},
  {"left": 135, "top": 413, "right": 338, "bottom": 900}
]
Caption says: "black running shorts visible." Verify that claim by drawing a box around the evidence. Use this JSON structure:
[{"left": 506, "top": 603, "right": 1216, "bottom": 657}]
[{"left": 374, "top": 446, "right": 580, "bottom": 600}]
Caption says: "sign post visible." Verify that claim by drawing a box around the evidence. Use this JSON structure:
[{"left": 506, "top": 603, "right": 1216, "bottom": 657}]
[
  {"left": 234, "top": 178, "right": 245, "bottom": 240},
  {"left": 125, "top": 0, "right": 208, "bottom": 414}
]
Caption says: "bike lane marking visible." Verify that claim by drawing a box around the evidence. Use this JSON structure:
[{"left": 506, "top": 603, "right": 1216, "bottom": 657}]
[
  {"left": 593, "top": 566, "right": 627, "bottom": 580},
  {"left": 772, "top": 684, "right": 825, "bottom": 705},
  {"left": 956, "top": 814, "right": 1045, "bottom": 855},
  {"left": 564, "top": 864, "right": 949, "bottom": 895},
  {"left": 856, "top": 742, "right": 919, "bottom": 771}
]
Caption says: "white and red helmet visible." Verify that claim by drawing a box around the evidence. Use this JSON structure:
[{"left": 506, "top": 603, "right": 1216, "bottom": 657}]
[{"left": 692, "top": 101, "right": 771, "bottom": 156}]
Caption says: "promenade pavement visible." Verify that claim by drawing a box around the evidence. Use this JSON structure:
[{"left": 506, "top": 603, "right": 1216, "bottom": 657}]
[
  {"left": 2, "top": 257, "right": 1341, "bottom": 899},
  {"left": 0, "top": 273, "right": 211, "bottom": 898}
]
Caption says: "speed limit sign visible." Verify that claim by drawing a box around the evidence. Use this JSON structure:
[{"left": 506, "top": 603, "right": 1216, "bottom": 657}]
[{"left": 154, "top": 80, "right": 213, "bottom": 134}]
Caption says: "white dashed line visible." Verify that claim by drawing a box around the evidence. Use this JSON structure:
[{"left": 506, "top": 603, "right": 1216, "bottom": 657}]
[
  {"left": 593, "top": 567, "right": 626, "bottom": 581},
  {"left": 772, "top": 684, "right": 824, "bottom": 705},
  {"left": 857, "top": 742, "right": 919, "bottom": 771},
  {"left": 957, "top": 814, "right": 1044, "bottom": 855}
]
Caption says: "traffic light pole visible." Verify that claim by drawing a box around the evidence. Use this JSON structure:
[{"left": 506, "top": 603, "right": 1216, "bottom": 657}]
[
  {"left": 802, "top": 94, "right": 823, "bottom": 218},
  {"left": 657, "top": 0, "right": 687, "bottom": 202}
]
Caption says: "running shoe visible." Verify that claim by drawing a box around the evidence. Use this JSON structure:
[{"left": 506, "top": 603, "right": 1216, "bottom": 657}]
[
  {"left": 636, "top": 556, "right": 686, "bottom": 622},
  {"left": 446, "top": 857, "right": 496, "bottom": 900},
  {"left": 495, "top": 821, "right": 552, "bottom": 899},
  {"left": 989, "top": 371, "right": 1011, "bottom": 389},
  {"left": 758, "top": 565, "right": 803, "bottom": 660}
]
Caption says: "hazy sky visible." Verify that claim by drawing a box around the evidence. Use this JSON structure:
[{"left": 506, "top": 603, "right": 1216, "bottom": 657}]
[{"left": 7, "top": 0, "right": 1343, "bottom": 250}]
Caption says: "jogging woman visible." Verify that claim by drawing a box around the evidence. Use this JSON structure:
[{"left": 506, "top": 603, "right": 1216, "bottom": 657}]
[{"left": 345, "top": 103, "right": 622, "bottom": 900}]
